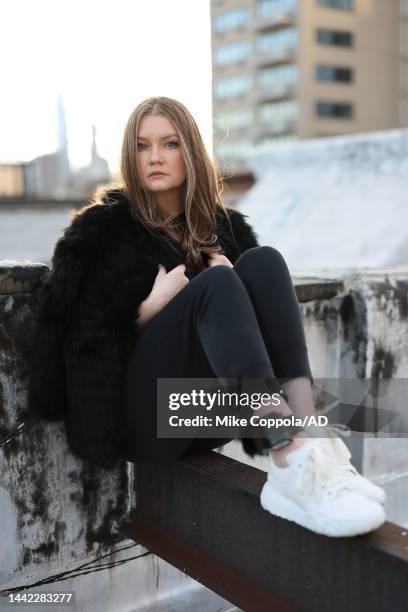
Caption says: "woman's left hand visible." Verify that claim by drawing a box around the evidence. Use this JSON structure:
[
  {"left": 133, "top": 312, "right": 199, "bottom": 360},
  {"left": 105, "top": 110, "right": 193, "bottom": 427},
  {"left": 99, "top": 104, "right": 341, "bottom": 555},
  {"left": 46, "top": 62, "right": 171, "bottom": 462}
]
[{"left": 207, "top": 252, "right": 234, "bottom": 268}]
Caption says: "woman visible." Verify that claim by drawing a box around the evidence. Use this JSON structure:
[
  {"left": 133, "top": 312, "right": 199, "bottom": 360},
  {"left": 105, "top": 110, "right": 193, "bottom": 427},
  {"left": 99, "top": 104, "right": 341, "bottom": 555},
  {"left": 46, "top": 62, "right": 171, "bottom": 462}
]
[{"left": 28, "top": 96, "right": 386, "bottom": 538}]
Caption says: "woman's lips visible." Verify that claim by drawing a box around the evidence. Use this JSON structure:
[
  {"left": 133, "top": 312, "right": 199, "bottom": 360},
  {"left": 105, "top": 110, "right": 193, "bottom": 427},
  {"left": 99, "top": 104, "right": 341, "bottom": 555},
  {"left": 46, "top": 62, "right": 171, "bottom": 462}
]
[{"left": 149, "top": 173, "right": 166, "bottom": 178}]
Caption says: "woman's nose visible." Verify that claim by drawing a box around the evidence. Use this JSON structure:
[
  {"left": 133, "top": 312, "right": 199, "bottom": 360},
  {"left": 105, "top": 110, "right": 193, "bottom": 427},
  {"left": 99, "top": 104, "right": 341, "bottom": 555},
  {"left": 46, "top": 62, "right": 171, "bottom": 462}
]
[{"left": 149, "top": 147, "right": 162, "bottom": 163}]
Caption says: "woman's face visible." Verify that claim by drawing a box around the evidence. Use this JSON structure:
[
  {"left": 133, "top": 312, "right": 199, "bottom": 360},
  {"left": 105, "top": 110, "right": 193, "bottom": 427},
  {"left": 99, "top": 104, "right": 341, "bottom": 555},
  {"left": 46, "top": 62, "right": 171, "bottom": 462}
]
[{"left": 136, "top": 114, "right": 187, "bottom": 194}]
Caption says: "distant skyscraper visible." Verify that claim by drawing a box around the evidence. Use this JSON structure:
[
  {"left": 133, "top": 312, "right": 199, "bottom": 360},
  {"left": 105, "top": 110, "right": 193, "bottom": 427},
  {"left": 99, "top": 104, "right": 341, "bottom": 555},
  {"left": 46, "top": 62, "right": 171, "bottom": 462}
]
[
  {"left": 56, "top": 94, "right": 70, "bottom": 181},
  {"left": 28, "top": 95, "right": 72, "bottom": 199}
]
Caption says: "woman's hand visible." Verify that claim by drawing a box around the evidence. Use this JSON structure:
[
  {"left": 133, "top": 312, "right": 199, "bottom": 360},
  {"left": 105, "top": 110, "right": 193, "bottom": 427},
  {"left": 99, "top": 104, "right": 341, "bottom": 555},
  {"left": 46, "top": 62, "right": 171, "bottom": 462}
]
[
  {"left": 136, "top": 264, "right": 189, "bottom": 328},
  {"left": 207, "top": 252, "right": 234, "bottom": 268},
  {"left": 150, "top": 263, "right": 189, "bottom": 305}
]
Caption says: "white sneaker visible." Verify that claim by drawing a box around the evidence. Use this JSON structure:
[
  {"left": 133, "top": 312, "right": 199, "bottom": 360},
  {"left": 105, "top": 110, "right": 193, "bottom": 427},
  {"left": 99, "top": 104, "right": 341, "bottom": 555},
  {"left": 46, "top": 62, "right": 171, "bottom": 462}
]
[
  {"left": 260, "top": 438, "right": 386, "bottom": 537},
  {"left": 319, "top": 434, "right": 387, "bottom": 506}
]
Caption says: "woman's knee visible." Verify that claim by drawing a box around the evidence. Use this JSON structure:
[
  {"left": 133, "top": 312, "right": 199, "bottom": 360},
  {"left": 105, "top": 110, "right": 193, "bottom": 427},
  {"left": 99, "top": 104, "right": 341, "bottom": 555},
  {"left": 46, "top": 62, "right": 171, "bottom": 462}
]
[
  {"left": 235, "top": 245, "right": 288, "bottom": 272},
  {"left": 188, "top": 265, "right": 244, "bottom": 303},
  {"left": 196, "top": 263, "right": 238, "bottom": 288}
]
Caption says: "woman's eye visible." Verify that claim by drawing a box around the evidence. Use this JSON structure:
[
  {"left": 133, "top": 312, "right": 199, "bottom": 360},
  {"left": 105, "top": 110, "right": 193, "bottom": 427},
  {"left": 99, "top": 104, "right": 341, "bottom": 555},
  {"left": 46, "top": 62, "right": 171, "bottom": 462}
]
[{"left": 137, "top": 141, "right": 178, "bottom": 151}]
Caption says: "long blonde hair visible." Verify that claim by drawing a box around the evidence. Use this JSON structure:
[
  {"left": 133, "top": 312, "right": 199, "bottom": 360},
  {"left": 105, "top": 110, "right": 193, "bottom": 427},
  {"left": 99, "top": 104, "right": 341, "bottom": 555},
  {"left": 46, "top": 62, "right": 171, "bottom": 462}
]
[{"left": 94, "top": 96, "right": 233, "bottom": 272}]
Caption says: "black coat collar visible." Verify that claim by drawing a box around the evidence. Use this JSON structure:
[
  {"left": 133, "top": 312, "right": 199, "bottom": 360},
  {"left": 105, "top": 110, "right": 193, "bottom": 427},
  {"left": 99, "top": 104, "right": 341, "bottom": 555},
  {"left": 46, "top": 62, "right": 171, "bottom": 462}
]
[{"left": 80, "top": 188, "right": 251, "bottom": 278}]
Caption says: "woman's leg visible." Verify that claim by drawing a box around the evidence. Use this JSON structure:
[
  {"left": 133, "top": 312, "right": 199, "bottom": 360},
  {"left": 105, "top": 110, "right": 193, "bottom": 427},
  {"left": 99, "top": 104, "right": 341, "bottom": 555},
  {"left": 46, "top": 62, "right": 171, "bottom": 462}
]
[
  {"left": 232, "top": 246, "right": 316, "bottom": 465},
  {"left": 233, "top": 246, "right": 313, "bottom": 390},
  {"left": 233, "top": 247, "right": 316, "bottom": 397},
  {"left": 122, "top": 264, "right": 296, "bottom": 463}
]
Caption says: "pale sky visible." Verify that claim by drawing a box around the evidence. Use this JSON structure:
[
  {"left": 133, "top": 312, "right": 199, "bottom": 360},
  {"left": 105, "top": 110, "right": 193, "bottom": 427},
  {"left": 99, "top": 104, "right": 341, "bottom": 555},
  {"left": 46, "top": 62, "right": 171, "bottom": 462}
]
[{"left": 1, "top": 0, "right": 213, "bottom": 173}]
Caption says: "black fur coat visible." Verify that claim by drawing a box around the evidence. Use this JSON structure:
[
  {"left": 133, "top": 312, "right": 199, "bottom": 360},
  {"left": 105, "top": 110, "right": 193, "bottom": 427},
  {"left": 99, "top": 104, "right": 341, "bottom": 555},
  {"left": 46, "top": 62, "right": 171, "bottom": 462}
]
[{"left": 27, "top": 188, "right": 260, "bottom": 469}]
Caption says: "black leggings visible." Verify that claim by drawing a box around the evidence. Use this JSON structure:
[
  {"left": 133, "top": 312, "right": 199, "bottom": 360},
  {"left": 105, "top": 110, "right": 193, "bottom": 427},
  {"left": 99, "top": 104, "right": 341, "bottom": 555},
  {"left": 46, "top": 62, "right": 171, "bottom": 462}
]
[{"left": 122, "top": 246, "right": 313, "bottom": 463}]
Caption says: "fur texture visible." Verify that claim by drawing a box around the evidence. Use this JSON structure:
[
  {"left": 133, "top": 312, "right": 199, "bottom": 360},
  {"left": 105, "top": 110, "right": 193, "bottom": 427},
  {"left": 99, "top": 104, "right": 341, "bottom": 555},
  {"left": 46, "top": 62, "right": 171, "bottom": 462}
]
[{"left": 27, "top": 188, "right": 260, "bottom": 469}]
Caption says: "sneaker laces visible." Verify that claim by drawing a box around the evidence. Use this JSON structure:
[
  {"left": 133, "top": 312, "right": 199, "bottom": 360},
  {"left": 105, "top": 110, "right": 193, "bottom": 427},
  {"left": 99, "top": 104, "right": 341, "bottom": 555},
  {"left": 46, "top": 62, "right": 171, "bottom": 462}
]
[
  {"left": 321, "top": 423, "right": 361, "bottom": 478},
  {"left": 295, "top": 441, "right": 355, "bottom": 500},
  {"left": 331, "top": 460, "right": 359, "bottom": 478}
]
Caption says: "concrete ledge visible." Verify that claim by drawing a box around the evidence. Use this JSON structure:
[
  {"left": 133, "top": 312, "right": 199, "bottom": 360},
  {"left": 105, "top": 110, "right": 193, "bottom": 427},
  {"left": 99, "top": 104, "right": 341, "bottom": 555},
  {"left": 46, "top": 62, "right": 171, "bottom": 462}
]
[
  {"left": 292, "top": 277, "right": 344, "bottom": 302},
  {"left": 0, "top": 262, "right": 344, "bottom": 302},
  {"left": 0, "top": 263, "right": 48, "bottom": 294}
]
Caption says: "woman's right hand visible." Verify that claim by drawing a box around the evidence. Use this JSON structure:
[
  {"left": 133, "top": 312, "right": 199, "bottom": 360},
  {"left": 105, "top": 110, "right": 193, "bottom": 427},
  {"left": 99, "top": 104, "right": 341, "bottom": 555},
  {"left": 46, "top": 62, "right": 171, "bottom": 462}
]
[
  {"left": 136, "top": 264, "right": 189, "bottom": 328},
  {"left": 150, "top": 263, "right": 189, "bottom": 307}
]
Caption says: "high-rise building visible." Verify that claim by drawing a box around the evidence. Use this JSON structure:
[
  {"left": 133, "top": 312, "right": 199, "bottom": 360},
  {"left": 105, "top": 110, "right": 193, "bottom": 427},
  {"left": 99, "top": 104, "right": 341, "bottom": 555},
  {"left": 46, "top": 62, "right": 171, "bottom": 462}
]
[
  {"left": 56, "top": 93, "right": 71, "bottom": 182},
  {"left": 28, "top": 95, "right": 72, "bottom": 199},
  {"left": 211, "top": 0, "right": 408, "bottom": 174}
]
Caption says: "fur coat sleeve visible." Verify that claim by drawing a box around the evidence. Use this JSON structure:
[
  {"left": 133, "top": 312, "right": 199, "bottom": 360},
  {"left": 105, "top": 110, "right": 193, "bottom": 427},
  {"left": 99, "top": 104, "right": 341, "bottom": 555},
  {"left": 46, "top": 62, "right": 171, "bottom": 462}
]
[
  {"left": 27, "top": 197, "right": 260, "bottom": 470},
  {"left": 27, "top": 203, "right": 153, "bottom": 470}
]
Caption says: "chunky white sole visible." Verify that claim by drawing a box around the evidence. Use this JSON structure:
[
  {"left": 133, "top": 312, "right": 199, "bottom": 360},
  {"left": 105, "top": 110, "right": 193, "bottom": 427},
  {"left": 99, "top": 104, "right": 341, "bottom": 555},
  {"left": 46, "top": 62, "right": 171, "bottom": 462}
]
[{"left": 260, "top": 481, "right": 386, "bottom": 538}]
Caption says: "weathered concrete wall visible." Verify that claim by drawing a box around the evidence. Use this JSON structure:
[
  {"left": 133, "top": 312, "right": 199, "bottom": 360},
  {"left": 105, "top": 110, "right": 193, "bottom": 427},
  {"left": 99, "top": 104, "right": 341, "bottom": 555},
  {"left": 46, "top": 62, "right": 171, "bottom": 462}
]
[
  {"left": 303, "top": 269, "right": 408, "bottom": 482},
  {"left": 340, "top": 270, "right": 408, "bottom": 484},
  {"left": 0, "top": 264, "right": 136, "bottom": 592},
  {"left": 320, "top": 268, "right": 408, "bottom": 379}
]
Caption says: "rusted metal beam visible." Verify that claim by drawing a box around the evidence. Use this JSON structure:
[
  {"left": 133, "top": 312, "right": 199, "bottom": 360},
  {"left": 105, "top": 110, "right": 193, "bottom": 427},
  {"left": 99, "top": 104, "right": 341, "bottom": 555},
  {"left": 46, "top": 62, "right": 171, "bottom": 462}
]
[
  {"left": 123, "top": 511, "right": 296, "bottom": 612},
  {"left": 120, "top": 451, "right": 408, "bottom": 612}
]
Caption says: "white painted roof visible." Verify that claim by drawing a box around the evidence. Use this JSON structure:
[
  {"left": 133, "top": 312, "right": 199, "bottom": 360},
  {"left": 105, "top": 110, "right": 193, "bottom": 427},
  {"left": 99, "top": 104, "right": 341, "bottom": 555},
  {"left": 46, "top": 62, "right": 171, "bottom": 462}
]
[{"left": 236, "top": 128, "right": 408, "bottom": 271}]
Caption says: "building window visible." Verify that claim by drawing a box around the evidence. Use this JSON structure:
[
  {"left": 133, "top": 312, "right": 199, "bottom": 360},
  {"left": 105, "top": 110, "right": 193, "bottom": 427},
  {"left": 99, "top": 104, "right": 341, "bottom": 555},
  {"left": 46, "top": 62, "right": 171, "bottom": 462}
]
[
  {"left": 316, "top": 102, "right": 353, "bottom": 118},
  {"left": 316, "top": 0, "right": 353, "bottom": 9},
  {"left": 257, "top": 0, "right": 298, "bottom": 19},
  {"left": 259, "top": 100, "right": 298, "bottom": 131},
  {"left": 257, "top": 27, "right": 298, "bottom": 58},
  {"left": 316, "top": 65, "right": 353, "bottom": 83},
  {"left": 214, "top": 75, "right": 251, "bottom": 99},
  {"left": 215, "top": 109, "right": 253, "bottom": 130},
  {"left": 213, "top": 7, "right": 250, "bottom": 34},
  {"left": 316, "top": 28, "right": 354, "bottom": 47},
  {"left": 214, "top": 41, "right": 251, "bottom": 66},
  {"left": 258, "top": 64, "right": 298, "bottom": 96}
]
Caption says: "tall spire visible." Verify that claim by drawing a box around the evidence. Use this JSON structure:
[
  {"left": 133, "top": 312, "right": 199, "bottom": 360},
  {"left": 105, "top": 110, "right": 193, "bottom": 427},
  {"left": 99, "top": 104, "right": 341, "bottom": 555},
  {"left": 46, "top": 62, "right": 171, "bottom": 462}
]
[
  {"left": 88, "top": 124, "right": 110, "bottom": 179},
  {"left": 56, "top": 94, "right": 70, "bottom": 179},
  {"left": 91, "top": 125, "right": 98, "bottom": 163}
]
